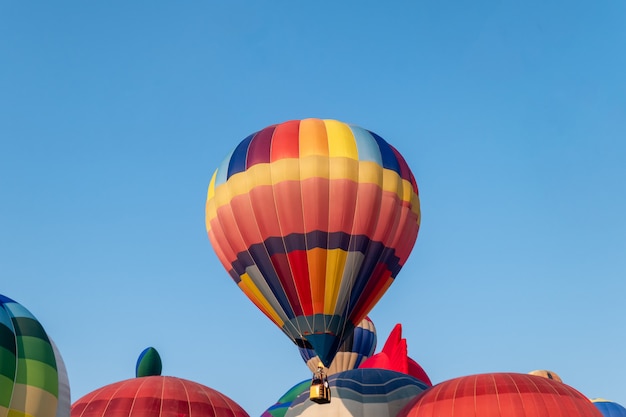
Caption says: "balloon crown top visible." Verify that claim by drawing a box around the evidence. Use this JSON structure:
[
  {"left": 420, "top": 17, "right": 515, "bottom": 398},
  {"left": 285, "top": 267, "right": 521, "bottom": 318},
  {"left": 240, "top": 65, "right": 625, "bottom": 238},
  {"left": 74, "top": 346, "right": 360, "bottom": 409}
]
[{"left": 136, "top": 347, "right": 162, "bottom": 377}]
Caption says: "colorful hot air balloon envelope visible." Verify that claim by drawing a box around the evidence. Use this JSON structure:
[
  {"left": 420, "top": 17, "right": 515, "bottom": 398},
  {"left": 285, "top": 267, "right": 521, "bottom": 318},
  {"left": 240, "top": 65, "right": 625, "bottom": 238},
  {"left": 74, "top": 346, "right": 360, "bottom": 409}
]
[
  {"left": 284, "top": 368, "right": 429, "bottom": 417},
  {"left": 205, "top": 118, "right": 420, "bottom": 366},
  {"left": 398, "top": 373, "right": 603, "bottom": 417},
  {"left": 299, "top": 316, "right": 376, "bottom": 375},
  {"left": 0, "top": 294, "right": 60, "bottom": 417},
  {"left": 591, "top": 399, "right": 626, "bottom": 417}
]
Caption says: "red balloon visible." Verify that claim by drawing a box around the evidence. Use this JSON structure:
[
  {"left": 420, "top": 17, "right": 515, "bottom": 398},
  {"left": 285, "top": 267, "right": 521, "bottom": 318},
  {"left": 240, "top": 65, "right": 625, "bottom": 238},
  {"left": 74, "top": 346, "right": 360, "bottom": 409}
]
[
  {"left": 71, "top": 376, "right": 249, "bottom": 417},
  {"left": 398, "top": 373, "right": 602, "bottom": 417}
]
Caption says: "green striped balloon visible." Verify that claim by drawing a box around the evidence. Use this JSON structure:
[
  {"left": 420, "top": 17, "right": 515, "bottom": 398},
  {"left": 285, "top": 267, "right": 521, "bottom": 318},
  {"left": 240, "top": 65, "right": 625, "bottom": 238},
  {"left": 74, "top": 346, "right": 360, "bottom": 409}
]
[{"left": 0, "top": 294, "right": 59, "bottom": 417}]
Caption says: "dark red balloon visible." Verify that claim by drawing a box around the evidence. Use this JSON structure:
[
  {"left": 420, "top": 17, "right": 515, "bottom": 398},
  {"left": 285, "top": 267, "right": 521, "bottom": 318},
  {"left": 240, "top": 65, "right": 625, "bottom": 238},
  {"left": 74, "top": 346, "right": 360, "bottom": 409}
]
[
  {"left": 398, "top": 373, "right": 602, "bottom": 417},
  {"left": 71, "top": 376, "right": 249, "bottom": 417}
]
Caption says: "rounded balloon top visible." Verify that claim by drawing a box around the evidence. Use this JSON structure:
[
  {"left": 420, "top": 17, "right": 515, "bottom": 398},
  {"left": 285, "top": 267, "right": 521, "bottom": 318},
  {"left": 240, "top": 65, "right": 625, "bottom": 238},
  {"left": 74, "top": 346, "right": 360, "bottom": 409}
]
[
  {"left": 72, "top": 349, "right": 249, "bottom": 417},
  {"left": 206, "top": 118, "right": 420, "bottom": 366},
  {"left": 1, "top": 294, "right": 61, "bottom": 417},
  {"left": 591, "top": 399, "right": 626, "bottom": 417},
  {"left": 71, "top": 376, "right": 249, "bottom": 417},
  {"left": 398, "top": 373, "right": 602, "bottom": 417},
  {"left": 136, "top": 347, "right": 162, "bottom": 377}
]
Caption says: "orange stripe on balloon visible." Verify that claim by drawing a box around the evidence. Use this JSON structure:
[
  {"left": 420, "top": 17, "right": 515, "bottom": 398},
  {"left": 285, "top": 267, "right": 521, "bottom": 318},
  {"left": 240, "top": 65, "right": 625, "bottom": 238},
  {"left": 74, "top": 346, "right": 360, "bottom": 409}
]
[
  {"left": 306, "top": 248, "right": 327, "bottom": 313},
  {"left": 299, "top": 118, "right": 328, "bottom": 157}
]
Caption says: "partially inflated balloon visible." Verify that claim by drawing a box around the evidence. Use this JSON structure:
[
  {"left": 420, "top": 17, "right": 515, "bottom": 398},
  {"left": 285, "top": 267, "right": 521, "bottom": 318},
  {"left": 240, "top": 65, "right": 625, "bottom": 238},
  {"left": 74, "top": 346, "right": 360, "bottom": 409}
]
[
  {"left": 206, "top": 119, "right": 420, "bottom": 366},
  {"left": 0, "top": 294, "right": 59, "bottom": 417}
]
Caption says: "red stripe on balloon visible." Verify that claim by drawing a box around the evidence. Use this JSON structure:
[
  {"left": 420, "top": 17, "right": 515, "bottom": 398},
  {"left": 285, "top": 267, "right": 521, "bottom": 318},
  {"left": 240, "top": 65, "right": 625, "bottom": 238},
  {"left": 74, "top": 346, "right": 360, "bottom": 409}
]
[
  {"left": 287, "top": 250, "right": 313, "bottom": 315},
  {"left": 271, "top": 120, "right": 300, "bottom": 161}
]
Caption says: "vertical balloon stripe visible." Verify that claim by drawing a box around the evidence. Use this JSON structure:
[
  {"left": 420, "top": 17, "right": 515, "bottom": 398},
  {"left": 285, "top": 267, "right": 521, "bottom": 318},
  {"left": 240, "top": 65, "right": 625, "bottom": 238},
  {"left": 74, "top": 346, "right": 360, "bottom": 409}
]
[
  {"left": 353, "top": 273, "right": 394, "bottom": 322},
  {"left": 241, "top": 269, "right": 287, "bottom": 327},
  {"left": 287, "top": 251, "right": 313, "bottom": 316},
  {"left": 350, "top": 126, "right": 383, "bottom": 164},
  {"left": 0, "top": 319, "right": 15, "bottom": 410},
  {"left": 207, "top": 169, "right": 218, "bottom": 203},
  {"left": 323, "top": 249, "right": 348, "bottom": 314},
  {"left": 391, "top": 146, "right": 418, "bottom": 194},
  {"left": 270, "top": 155, "right": 308, "bottom": 324},
  {"left": 352, "top": 183, "right": 383, "bottom": 236},
  {"left": 271, "top": 120, "right": 300, "bottom": 161},
  {"left": 306, "top": 248, "right": 327, "bottom": 313},
  {"left": 324, "top": 120, "right": 358, "bottom": 159},
  {"left": 247, "top": 125, "right": 275, "bottom": 167},
  {"left": 370, "top": 131, "right": 401, "bottom": 175},
  {"left": 214, "top": 148, "right": 234, "bottom": 187},
  {"left": 247, "top": 246, "right": 295, "bottom": 320},
  {"left": 207, "top": 224, "right": 241, "bottom": 283},
  {"left": 238, "top": 274, "right": 282, "bottom": 326},
  {"left": 269, "top": 254, "right": 303, "bottom": 317},
  {"left": 227, "top": 133, "right": 254, "bottom": 179},
  {"left": 299, "top": 118, "right": 328, "bottom": 157},
  {"left": 16, "top": 335, "right": 57, "bottom": 369}
]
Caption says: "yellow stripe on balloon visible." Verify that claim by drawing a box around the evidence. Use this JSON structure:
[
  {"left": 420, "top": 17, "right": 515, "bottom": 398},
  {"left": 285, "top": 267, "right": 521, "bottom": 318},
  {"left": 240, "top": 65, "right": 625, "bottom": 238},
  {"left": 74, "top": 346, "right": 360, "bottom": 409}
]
[
  {"left": 357, "top": 161, "right": 383, "bottom": 185},
  {"left": 324, "top": 120, "right": 358, "bottom": 159},
  {"left": 238, "top": 273, "right": 284, "bottom": 327},
  {"left": 324, "top": 248, "right": 348, "bottom": 314},
  {"left": 382, "top": 169, "right": 403, "bottom": 195},
  {"left": 207, "top": 169, "right": 218, "bottom": 200},
  {"left": 299, "top": 156, "right": 329, "bottom": 179}
]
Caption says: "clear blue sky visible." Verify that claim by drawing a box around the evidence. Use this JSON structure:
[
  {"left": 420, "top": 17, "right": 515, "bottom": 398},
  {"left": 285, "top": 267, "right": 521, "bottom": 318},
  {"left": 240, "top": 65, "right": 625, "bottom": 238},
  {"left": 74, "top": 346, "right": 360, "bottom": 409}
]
[{"left": 1, "top": 2, "right": 625, "bottom": 416}]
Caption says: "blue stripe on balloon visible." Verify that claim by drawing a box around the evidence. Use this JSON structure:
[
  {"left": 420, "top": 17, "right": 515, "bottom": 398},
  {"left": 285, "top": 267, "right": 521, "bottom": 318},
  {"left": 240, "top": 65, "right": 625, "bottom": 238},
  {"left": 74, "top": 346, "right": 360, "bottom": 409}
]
[
  {"left": 369, "top": 131, "right": 401, "bottom": 176},
  {"left": 350, "top": 126, "right": 383, "bottom": 164},
  {"left": 227, "top": 133, "right": 255, "bottom": 179}
]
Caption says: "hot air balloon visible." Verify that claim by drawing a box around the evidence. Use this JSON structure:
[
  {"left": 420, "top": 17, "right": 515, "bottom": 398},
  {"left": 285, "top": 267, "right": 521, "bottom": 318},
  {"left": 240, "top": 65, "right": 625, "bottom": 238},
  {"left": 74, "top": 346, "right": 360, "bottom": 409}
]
[
  {"left": 398, "top": 373, "right": 603, "bottom": 417},
  {"left": 71, "top": 348, "right": 249, "bottom": 417},
  {"left": 205, "top": 118, "right": 420, "bottom": 366},
  {"left": 0, "top": 294, "right": 60, "bottom": 417},
  {"left": 284, "top": 368, "right": 429, "bottom": 417},
  {"left": 591, "top": 399, "right": 626, "bottom": 417},
  {"left": 299, "top": 316, "right": 376, "bottom": 375}
]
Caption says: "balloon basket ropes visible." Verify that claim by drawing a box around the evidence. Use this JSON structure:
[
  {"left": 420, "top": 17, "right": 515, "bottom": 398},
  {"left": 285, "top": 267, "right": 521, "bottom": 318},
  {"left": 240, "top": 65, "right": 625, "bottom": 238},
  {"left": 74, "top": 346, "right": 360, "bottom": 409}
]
[{"left": 309, "top": 364, "right": 331, "bottom": 404}]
